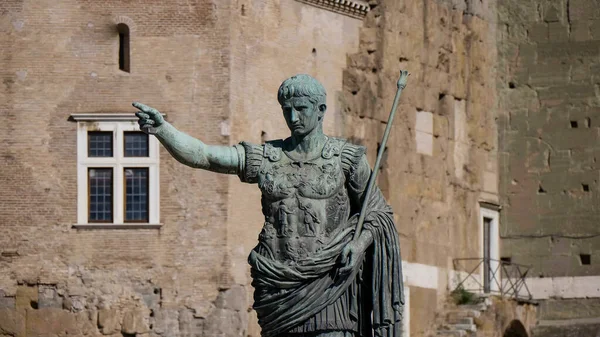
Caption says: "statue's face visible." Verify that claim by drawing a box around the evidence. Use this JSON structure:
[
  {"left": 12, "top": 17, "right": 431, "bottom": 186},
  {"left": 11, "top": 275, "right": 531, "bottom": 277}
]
[{"left": 281, "top": 96, "right": 323, "bottom": 137}]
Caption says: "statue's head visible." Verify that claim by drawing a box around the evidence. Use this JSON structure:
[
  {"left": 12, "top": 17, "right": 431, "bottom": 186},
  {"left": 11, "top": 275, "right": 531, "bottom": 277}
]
[{"left": 277, "top": 74, "right": 327, "bottom": 137}]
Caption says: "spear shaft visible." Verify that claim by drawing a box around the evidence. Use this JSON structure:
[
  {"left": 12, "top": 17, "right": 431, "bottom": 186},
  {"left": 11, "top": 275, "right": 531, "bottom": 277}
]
[{"left": 352, "top": 70, "right": 410, "bottom": 241}]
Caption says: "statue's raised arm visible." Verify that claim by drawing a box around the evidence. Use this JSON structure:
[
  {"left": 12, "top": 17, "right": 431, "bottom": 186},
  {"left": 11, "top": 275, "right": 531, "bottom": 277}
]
[{"left": 132, "top": 102, "right": 241, "bottom": 174}]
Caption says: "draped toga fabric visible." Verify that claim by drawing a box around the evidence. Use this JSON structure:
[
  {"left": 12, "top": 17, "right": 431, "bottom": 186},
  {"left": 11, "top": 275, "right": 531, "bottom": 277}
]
[{"left": 248, "top": 185, "right": 404, "bottom": 337}]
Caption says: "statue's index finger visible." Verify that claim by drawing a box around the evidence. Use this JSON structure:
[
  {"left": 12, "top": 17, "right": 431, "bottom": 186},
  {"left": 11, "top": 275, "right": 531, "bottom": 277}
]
[{"left": 132, "top": 102, "right": 160, "bottom": 116}]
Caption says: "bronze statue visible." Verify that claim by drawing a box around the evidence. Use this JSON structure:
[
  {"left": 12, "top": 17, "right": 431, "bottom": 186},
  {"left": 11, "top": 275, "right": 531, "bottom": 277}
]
[{"left": 133, "top": 74, "right": 406, "bottom": 337}]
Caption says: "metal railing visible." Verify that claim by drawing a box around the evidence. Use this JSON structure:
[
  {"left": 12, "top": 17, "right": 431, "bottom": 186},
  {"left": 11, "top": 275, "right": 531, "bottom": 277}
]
[{"left": 452, "top": 258, "right": 532, "bottom": 300}]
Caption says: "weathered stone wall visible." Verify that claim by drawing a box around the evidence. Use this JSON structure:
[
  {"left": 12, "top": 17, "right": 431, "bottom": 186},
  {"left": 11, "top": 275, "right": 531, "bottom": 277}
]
[
  {"left": 341, "top": 0, "right": 498, "bottom": 335},
  {"left": 497, "top": 0, "right": 600, "bottom": 336},
  {"left": 476, "top": 298, "right": 537, "bottom": 337},
  {"left": 532, "top": 298, "right": 600, "bottom": 337},
  {"left": 498, "top": 0, "right": 600, "bottom": 277}
]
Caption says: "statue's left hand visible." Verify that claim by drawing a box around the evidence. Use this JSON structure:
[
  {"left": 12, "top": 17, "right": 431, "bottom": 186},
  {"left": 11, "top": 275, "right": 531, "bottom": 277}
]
[{"left": 339, "top": 241, "right": 366, "bottom": 275}]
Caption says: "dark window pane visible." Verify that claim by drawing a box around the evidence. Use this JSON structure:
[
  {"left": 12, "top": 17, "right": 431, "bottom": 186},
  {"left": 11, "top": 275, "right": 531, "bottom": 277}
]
[
  {"left": 125, "top": 168, "right": 148, "bottom": 222},
  {"left": 89, "top": 168, "right": 113, "bottom": 222},
  {"left": 124, "top": 132, "right": 149, "bottom": 157},
  {"left": 88, "top": 132, "right": 113, "bottom": 157}
]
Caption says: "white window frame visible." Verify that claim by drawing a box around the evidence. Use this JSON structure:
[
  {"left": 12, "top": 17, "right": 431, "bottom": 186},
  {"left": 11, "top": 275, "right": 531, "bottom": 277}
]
[
  {"left": 479, "top": 202, "right": 500, "bottom": 293},
  {"left": 71, "top": 113, "right": 161, "bottom": 229}
]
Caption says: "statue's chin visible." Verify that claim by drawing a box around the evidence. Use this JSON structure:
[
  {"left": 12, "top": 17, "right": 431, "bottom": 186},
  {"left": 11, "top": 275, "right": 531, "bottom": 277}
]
[
  {"left": 291, "top": 129, "right": 305, "bottom": 137},
  {"left": 289, "top": 126, "right": 321, "bottom": 139}
]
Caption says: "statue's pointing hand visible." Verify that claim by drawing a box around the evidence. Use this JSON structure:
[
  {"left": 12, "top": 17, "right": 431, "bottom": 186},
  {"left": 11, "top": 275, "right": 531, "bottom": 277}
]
[{"left": 133, "top": 102, "right": 164, "bottom": 135}]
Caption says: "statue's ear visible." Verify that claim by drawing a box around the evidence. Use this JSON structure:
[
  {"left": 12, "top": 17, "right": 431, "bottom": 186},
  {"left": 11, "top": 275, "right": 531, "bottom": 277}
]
[{"left": 318, "top": 103, "right": 327, "bottom": 118}]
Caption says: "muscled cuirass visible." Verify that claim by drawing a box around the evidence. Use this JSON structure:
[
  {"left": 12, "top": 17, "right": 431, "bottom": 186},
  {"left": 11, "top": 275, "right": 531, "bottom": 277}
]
[{"left": 254, "top": 138, "right": 351, "bottom": 264}]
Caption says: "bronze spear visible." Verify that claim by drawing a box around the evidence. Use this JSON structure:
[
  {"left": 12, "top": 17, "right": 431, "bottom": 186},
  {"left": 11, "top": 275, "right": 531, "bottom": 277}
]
[{"left": 353, "top": 70, "right": 410, "bottom": 241}]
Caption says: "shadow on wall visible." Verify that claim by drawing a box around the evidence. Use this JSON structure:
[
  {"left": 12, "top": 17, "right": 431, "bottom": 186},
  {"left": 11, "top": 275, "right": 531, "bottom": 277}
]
[{"left": 503, "top": 320, "right": 528, "bottom": 337}]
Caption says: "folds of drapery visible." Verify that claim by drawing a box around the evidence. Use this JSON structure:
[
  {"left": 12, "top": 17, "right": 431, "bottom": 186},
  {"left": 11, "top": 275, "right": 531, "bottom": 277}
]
[
  {"left": 362, "top": 186, "right": 405, "bottom": 337},
  {"left": 248, "top": 186, "right": 404, "bottom": 337}
]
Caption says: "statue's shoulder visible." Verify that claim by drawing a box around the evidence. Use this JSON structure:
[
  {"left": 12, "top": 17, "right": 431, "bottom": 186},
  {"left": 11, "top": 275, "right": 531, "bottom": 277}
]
[
  {"left": 238, "top": 139, "right": 283, "bottom": 183},
  {"left": 335, "top": 138, "right": 367, "bottom": 175},
  {"left": 239, "top": 141, "right": 263, "bottom": 159},
  {"left": 320, "top": 137, "right": 344, "bottom": 159},
  {"left": 326, "top": 137, "right": 366, "bottom": 158},
  {"left": 239, "top": 139, "right": 285, "bottom": 163},
  {"left": 321, "top": 136, "right": 367, "bottom": 159},
  {"left": 263, "top": 139, "right": 284, "bottom": 162}
]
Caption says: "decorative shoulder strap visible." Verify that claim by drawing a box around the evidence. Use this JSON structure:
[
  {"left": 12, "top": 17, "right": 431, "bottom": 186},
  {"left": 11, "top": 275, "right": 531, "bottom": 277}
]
[
  {"left": 263, "top": 139, "right": 283, "bottom": 162},
  {"left": 321, "top": 137, "right": 346, "bottom": 159}
]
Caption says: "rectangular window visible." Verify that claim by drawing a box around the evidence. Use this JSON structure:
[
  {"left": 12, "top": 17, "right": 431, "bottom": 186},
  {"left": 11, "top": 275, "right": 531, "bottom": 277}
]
[
  {"left": 125, "top": 168, "right": 149, "bottom": 222},
  {"left": 124, "top": 132, "right": 149, "bottom": 157},
  {"left": 88, "top": 168, "right": 113, "bottom": 222},
  {"left": 88, "top": 131, "right": 113, "bottom": 157},
  {"left": 72, "top": 115, "right": 161, "bottom": 228}
]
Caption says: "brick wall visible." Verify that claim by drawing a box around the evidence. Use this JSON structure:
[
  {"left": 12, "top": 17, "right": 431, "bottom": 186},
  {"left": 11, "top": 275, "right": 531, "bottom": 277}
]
[{"left": 0, "top": 0, "right": 245, "bottom": 335}]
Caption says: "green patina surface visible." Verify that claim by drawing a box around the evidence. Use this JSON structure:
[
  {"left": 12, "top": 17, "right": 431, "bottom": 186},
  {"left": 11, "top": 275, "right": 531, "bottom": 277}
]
[{"left": 133, "top": 74, "right": 404, "bottom": 337}]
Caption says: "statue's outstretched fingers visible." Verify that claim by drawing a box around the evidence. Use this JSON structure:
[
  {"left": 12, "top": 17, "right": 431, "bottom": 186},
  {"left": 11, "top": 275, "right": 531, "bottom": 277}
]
[
  {"left": 135, "top": 112, "right": 150, "bottom": 120},
  {"left": 132, "top": 102, "right": 156, "bottom": 115},
  {"left": 132, "top": 101, "right": 147, "bottom": 110}
]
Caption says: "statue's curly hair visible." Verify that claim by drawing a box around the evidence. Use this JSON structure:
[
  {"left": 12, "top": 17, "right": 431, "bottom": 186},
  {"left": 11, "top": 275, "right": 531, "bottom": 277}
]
[{"left": 277, "top": 74, "right": 327, "bottom": 109}]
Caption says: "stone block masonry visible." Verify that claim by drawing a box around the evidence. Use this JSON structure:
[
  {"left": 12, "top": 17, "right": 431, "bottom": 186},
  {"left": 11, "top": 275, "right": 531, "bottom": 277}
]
[
  {"left": 341, "top": 0, "right": 499, "bottom": 335},
  {"left": 498, "top": 0, "right": 600, "bottom": 279},
  {"left": 498, "top": 0, "right": 600, "bottom": 336}
]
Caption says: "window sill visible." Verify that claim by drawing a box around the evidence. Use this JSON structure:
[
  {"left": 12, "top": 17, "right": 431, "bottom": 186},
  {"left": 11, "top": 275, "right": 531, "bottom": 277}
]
[{"left": 72, "top": 223, "right": 162, "bottom": 230}]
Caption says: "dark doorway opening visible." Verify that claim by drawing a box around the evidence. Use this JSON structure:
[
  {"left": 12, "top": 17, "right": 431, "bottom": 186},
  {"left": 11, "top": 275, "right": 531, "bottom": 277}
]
[{"left": 503, "top": 320, "right": 528, "bottom": 337}]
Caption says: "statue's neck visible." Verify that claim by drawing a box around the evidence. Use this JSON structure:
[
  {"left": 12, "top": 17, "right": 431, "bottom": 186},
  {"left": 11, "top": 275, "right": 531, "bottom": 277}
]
[{"left": 290, "top": 126, "right": 325, "bottom": 154}]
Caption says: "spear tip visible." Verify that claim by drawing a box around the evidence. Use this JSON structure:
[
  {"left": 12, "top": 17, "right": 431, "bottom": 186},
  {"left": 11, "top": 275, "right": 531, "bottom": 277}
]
[{"left": 397, "top": 70, "right": 410, "bottom": 89}]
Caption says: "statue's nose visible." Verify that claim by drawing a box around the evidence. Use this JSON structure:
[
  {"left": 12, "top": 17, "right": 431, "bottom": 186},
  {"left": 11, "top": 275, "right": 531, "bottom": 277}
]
[{"left": 289, "top": 110, "right": 299, "bottom": 123}]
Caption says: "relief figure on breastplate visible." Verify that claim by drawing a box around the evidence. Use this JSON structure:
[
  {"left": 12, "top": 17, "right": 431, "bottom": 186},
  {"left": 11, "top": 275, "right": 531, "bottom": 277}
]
[
  {"left": 133, "top": 73, "right": 405, "bottom": 337},
  {"left": 298, "top": 200, "right": 319, "bottom": 237},
  {"left": 276, "top": 200, "right": 295, "bottom": 238}
]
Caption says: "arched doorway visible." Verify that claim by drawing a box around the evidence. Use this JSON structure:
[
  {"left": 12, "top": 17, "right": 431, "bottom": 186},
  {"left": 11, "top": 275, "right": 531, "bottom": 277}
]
[{"left": 503, "top": 320, "right": 528, "bottom": 337}]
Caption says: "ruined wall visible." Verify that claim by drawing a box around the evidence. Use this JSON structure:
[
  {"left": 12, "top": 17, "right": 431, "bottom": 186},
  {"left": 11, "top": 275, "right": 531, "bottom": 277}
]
[
  {"left": 532, "top": 298, "right": 600, "bottom": 337},
  {"left": 498, "top": 0, "right": 600, "bottom": 278},
  {"left": 341, "top": 0, "right": 498, "bottom": 335},
  {"left": 476, "top": 298, "right": 537, "bottom": 337},
  {"left": 497, "top": 0, "right": 600, "bottom": 336},
  {"left": 0, "top": 0, "right": 248, "bottom": 336}
]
